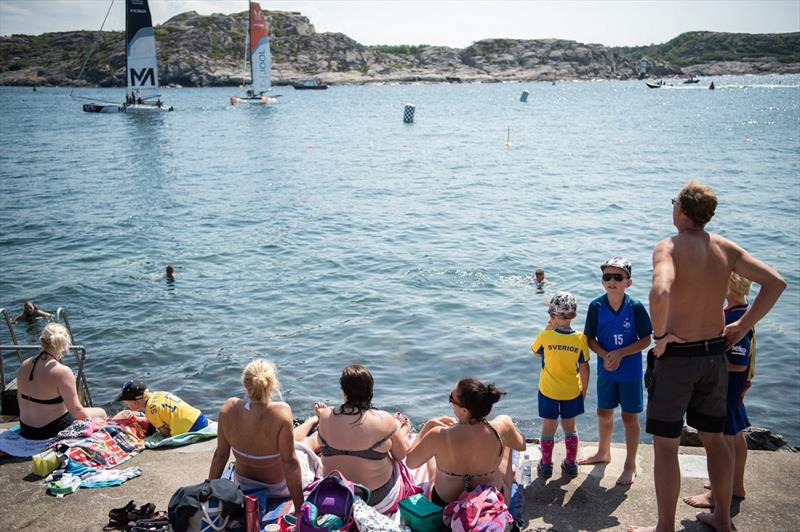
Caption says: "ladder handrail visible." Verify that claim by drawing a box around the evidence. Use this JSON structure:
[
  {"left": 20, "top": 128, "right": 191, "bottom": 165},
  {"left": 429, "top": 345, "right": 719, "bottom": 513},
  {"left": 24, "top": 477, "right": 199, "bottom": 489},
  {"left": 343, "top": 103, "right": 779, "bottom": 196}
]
[
  {"left": 55, "top": 307, "right": 76, "bottom": 344},
  {"left": 1, "top": 308, "right": 24, "bottom": 362}
]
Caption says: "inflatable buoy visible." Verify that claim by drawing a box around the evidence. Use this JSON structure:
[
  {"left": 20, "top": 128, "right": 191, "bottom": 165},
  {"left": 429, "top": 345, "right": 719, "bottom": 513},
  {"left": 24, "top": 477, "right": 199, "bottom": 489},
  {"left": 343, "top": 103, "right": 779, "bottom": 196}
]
[{"left": 709, "top": 81, "right": 715, "bottom": 90}]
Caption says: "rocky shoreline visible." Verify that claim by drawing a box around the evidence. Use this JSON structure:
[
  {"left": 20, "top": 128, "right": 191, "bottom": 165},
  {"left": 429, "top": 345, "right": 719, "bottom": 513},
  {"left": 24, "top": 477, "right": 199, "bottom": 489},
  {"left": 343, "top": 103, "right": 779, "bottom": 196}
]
[
  {"left": 1, "top": 10, "right": 798, "bottom": 87},
  {"left": 681, "top": 425, "right": 798, "bottom": 452}
]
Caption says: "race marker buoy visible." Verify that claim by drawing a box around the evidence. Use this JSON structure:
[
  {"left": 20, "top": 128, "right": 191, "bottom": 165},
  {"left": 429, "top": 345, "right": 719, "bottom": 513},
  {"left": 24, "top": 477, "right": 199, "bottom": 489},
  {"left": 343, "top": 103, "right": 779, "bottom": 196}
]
[
  {"left": 403, "top": 104, "right": 415, "bottom": 124},
  {"left": 520, "top": 90, "right": 529, "bottom": 103},
  {"left": 506, "top": 126, "right": 512, "bottom": 148}
]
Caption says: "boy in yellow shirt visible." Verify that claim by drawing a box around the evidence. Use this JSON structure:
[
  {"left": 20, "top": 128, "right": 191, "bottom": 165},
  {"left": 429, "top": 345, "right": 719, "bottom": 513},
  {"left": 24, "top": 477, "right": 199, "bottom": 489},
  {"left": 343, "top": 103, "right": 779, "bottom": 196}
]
[
  {"left": 116, "top": 379, "right": 209, "bottom": 436},
  {"left": 531, "top": 292, "right": 590, "bottom": 479}
]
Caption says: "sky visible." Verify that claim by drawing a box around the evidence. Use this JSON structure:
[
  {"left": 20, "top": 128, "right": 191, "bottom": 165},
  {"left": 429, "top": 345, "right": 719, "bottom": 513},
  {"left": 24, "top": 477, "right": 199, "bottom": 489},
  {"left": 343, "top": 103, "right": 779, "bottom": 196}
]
[{"left": 1, "top": 0, "right": 798, "bottom": 48}]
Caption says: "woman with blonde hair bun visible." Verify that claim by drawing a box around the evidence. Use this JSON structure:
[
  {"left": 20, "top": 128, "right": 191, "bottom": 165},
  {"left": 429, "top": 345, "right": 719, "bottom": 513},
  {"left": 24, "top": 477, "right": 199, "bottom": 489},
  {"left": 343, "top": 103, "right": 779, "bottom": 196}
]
[
  {"left": 208, "top": 359, "right": 321, "bottom": 513},
  {"left": 16, "top": 322, "right": 106, "bottom": 439}
]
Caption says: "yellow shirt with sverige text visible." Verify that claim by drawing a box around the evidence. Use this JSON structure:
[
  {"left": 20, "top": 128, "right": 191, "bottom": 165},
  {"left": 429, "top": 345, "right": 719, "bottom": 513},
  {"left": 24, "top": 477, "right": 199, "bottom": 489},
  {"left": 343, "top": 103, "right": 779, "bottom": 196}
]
[
  {"left": 144, "top": 391, "right": 201, "bottom": 435},
  {"left": 532, "top": 329, "right": 590, "bottom": 400}
]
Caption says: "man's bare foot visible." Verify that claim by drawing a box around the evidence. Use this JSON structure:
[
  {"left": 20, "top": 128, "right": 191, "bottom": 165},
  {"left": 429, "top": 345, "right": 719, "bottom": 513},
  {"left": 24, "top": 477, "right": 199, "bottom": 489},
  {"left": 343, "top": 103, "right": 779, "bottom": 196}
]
[
  {"left": 684, "top": 491, "right": 715, "bottom": 508},
  {"left": 696, "top": 510, "right": 734, "bottom": 531},
  {"left": 578, "top": 451, "right": 611, "bottom": 465},
  {"left": 616, "top": 465, "right": 637, "bottom": 485},
  {"left": 626, "top": 526, "right": 656, "bottom": 532}
]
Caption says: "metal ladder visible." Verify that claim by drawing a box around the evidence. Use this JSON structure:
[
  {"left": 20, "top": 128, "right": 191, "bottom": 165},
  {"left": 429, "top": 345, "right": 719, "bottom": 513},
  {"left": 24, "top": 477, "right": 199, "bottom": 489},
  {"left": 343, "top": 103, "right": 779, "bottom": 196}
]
[{"left": 0, "top": 307, "right": 94, "bottom": 414}]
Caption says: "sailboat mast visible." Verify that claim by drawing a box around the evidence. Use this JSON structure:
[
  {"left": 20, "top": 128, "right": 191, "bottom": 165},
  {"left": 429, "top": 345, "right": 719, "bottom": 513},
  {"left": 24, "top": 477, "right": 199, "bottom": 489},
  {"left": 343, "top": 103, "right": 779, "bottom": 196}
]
[{"left": 242, "top": 1, "right": 250, "bottom": 87}]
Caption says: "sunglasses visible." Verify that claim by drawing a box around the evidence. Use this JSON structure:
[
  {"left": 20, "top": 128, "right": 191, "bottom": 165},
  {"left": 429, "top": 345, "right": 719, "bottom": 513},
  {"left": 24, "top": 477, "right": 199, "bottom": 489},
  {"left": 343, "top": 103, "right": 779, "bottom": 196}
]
[
  {"left": 602, "top": 273, "right": 627, "bottom": 282},
  {"left": 671, "top": 197, "right": 678, "bottom": 206},
  {"left": 448, "top": 391, "right": 463, "bottom": 407}
]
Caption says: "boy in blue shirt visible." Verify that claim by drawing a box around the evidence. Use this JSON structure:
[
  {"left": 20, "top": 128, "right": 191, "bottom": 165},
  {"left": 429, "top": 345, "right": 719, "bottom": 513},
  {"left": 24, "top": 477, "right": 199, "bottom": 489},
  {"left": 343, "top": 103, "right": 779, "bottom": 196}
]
[{"left": 578, "top": 257, "right": 652, "bottom": 485}]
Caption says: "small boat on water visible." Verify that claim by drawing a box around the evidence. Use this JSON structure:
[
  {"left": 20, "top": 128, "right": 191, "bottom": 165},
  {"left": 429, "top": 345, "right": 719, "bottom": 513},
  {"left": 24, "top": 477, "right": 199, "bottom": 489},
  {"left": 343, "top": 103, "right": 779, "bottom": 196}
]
[
  {"left": 683, "top": 77, "right": 700, "bottom": 84},
  {"left": 230, "top": 1, "right": 277, "bottom": 105},
  {"left": 80, "top": 0, "right": 173, "bottom": 113},
  {"left": 645, "top": 80, "right": 664, "bottom": 89},
  {"left": 293, "top": 79, "right": 328, "bottom": 90}
]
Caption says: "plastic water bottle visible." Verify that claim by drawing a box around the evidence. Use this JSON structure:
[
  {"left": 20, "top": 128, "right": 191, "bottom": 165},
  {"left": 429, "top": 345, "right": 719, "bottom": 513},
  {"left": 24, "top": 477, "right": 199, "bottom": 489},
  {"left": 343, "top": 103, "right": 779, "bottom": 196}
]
[{"left": 522, "top": 452, "right": 532, "bottom": 486}]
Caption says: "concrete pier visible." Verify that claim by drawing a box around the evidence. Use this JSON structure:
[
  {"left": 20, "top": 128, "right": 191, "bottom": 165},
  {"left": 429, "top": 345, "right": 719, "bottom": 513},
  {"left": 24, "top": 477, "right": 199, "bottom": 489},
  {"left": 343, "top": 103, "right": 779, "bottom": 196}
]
[{"left": 1, "top": 436, "right": 798, "bottom": 531}]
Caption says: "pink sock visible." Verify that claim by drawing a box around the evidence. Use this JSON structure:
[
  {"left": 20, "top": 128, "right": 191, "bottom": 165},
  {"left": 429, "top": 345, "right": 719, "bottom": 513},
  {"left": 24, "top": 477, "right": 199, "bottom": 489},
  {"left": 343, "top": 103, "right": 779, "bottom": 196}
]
[
  {"left": 565, "top": 433, "right": 579, "bottom": 464},
  {"left": 540, "top": 437, "right": 555, "bottom": 464}
]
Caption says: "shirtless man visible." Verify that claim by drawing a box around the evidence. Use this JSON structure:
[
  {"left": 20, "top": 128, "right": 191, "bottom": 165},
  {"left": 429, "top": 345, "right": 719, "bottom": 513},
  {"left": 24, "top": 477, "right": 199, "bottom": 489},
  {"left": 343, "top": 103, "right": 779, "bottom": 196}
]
[{"left": 629, "top": 181, "right": 785, "bottom": 532}]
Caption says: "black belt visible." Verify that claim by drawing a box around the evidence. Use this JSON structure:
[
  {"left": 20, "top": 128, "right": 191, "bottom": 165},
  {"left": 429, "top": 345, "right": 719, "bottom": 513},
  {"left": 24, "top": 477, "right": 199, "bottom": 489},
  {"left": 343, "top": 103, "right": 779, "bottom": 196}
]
[{"left": 664, "top": 337, "right": 725, "bottom": 357}]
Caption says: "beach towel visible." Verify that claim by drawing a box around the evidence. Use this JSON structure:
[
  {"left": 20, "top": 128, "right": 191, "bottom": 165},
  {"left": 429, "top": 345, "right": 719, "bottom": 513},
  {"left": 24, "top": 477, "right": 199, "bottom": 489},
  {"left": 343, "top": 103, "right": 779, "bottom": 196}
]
[
  {"left": 0, "top": 425, "right": 53, "bottom": 457},
  {"left": 50, "top": 412, "right": 148, "bottom": 469},
  {"left": 145, "top": 421, "right": 218, "bottom": 448},
  {"left": 372, "top": 459, "right": 423, "bottom": 515},
  {"left": 443, "top": 484, "right": 513, "bottom": 532}
]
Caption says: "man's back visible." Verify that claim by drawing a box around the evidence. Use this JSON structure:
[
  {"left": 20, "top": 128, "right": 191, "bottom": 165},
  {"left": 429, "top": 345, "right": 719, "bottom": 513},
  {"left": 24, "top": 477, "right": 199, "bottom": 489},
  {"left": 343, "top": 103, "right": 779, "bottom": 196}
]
[{"left": 667, "top": 230, "right": 735, "bottom": 341}]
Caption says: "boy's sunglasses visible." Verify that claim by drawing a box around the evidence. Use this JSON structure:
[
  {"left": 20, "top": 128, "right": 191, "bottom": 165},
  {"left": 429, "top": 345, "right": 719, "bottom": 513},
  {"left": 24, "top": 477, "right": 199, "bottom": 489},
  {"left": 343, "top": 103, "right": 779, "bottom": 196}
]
[{"left": 602, "top": 273, "right": 627, "bottom": 282}]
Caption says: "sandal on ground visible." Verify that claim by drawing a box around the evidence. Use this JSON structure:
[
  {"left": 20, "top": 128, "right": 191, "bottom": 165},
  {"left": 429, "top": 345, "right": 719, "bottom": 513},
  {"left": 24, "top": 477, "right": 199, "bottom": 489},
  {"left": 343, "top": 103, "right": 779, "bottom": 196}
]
[
  {"left": 127, "top": 502, "right": 156, "bottom": 521},
  {"left": 108, "top": 500, "right": 137, "bottom": 524},
  {"left": 130, "top": 513, "right": 168, "bottom": 527}
]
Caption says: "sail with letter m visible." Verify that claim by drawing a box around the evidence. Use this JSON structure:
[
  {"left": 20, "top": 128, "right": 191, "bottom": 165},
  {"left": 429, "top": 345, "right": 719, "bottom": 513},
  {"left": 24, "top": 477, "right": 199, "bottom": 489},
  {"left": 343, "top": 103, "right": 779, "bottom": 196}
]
[{"left": 126, "top": 0, "right": 160, "bottom": 101}]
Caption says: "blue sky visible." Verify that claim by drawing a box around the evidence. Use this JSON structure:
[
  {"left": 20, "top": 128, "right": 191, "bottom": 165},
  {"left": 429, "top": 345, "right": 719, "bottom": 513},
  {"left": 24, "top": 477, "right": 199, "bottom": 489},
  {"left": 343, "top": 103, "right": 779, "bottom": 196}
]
[{"left": 1, "top": 0, "right": 798, "bottom": 47}]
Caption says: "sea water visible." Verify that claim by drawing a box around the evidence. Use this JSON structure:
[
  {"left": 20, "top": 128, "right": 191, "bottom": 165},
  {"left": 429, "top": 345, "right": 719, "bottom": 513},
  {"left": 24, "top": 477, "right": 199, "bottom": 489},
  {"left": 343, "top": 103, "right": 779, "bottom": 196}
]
[{"left": 1, "top": 76, "right": 798, "bottom": 443}]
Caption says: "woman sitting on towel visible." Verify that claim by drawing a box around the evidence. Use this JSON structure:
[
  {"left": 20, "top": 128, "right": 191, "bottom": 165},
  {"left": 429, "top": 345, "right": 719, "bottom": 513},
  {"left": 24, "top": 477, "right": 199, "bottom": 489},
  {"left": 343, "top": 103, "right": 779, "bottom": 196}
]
[
  {"left": 295, "top": 364, "right": 420, "bottom": 514},
  {"left": 16, "top": 323, "right": 107, "bottom": 440},
  {"left": 208, "top": 359, "right": 320, "bottom": 513},
  {"left": 406, "top": 378, "right": 526, "bottom": 506}
]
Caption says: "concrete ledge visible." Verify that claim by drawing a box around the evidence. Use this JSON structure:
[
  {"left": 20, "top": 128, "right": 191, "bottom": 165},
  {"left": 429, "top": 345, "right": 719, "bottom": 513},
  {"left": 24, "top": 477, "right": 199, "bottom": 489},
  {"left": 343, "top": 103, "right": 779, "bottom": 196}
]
[{"left": 1, "top": 439, "right": 798, "bottom": 531}]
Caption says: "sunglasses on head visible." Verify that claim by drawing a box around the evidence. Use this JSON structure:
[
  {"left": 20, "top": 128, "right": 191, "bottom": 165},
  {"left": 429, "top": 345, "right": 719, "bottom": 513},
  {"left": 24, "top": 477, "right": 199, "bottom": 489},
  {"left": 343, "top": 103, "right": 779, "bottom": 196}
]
[
  {"left": 602, "top": 273, "right": 627, "bottom": 282},
  {"left": 449, "top": 391, "right": 463, "bottom": 407}
]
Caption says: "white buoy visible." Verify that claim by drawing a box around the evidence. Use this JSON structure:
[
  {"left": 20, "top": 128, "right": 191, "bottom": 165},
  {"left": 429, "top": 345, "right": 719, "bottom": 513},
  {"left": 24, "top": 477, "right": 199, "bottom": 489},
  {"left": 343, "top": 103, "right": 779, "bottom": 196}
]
[
  {"left": 403, "top": 104, "right": 415, "bottom": 123},
  {"left": 520, "top": 90, "right": 529, "bottom": 103}
]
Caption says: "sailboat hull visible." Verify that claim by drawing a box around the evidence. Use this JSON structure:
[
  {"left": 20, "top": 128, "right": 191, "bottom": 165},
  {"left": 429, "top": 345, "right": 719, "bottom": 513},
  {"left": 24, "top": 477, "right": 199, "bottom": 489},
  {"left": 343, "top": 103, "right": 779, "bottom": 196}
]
[
  {"left": 83, "top": 103, "right": 124, "bottom": 113},
  {"left": 230, "top": 95, "right": 276, "bottom": 105},
  {"left": 125, "top": 103, "right": 174, "bottom": 113}
]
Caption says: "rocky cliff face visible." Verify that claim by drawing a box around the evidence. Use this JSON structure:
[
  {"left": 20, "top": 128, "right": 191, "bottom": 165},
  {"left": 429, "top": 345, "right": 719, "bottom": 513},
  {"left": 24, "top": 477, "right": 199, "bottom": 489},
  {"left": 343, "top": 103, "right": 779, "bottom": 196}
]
[{"left": 1, "top": 10, "right": 798, "bottom": 87}]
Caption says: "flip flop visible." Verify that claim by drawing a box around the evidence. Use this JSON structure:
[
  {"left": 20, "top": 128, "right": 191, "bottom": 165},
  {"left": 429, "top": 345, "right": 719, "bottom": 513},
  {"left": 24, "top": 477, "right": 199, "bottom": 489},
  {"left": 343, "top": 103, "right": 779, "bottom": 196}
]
[
  {"left": 127, "top": 502, "right": 156, "bottom": 521},
  {"left": 108, "top": 500, "right": 137, "bottom": 524}
]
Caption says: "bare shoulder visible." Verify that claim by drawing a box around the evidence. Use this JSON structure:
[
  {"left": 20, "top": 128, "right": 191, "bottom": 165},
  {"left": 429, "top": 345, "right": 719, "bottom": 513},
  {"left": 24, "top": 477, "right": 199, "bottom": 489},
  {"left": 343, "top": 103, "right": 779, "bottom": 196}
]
[
  {"left": 270, "top": 401, "right": 295, "bottom": 421},
  {"left": 219, "top": 397, "right": 241, "bottom": 414},
  {"left": 490, "top": 415, "right": 515, "bottom": 432}
]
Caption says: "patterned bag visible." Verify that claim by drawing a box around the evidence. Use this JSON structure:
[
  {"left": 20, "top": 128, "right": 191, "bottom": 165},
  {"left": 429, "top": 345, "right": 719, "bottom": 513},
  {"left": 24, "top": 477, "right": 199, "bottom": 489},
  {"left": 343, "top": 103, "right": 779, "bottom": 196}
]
[
  {"left": 284, "top": 470, "right": 370, "bottom": 532},
  {"left": 352, "top": 497, "right": 404, "bottom": 532}
]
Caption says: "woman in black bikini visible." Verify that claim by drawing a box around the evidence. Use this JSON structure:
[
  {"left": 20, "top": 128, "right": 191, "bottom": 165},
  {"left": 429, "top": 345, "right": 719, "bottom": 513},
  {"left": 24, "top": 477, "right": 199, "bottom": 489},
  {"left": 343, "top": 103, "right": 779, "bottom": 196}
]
[
  {"left": 406, "top": 378, "right": 526, "bottom": 506},
  {"left": 16, "top": 323, "right": 106, "bottom": 440},
  {"left": 296, "top": 364, "right": 418, "bottom": 514}
]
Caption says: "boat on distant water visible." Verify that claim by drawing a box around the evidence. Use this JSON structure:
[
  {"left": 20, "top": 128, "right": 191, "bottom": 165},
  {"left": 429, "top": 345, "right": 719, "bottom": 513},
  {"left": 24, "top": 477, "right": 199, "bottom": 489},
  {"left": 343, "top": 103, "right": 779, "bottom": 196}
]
[
  {"left": 293, "top": 79, "right": 328, "bottom": 90},
  {"left": 683, "top": 77, "right": 700, "bottom": 84},
  {"left": 645, "top": 80, "right": 664, "bottom": 89},
  {"left": 230, "top": 1, "right": 277, "bottom": 105},
  {"left": 80, "top": 0, "right": 173, "bottom": 113}
]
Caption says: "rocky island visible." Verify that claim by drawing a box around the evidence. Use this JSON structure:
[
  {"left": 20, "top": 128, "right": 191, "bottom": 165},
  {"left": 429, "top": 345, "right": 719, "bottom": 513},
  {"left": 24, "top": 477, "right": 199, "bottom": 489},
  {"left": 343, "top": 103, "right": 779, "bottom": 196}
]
[{"left": 1, "top": 9, "right": 798, "bottom": 87}]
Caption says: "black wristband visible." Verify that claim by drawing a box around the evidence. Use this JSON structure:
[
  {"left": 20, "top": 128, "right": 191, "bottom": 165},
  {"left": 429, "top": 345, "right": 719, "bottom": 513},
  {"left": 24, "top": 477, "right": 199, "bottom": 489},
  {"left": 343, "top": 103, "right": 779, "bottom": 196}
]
[{"left": 653, "top": 332, "right": 667, "bottom": 340}]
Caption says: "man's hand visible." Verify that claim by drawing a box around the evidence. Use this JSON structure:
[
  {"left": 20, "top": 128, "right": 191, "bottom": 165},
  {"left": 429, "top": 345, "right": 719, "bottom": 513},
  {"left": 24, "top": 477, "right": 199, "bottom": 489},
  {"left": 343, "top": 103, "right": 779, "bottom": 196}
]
[
  {"left": 723, "top": 320, "right": 748, "bottom": 351},
  {"left": 653, "top": 333, "right": 686, "bottom": 357}
]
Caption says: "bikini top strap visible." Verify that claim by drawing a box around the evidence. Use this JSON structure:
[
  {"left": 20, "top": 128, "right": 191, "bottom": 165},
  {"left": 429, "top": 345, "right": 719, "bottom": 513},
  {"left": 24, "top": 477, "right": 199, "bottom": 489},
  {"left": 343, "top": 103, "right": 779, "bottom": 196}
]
[
  {"left": 28, "top": 351, "right": 52, "bottom": 381},
  {"left": 482, "top": 419, "right": 504, "bottom": 456},
  {"left": 369, "top": 426, "right": 397, "bottom": 449}
]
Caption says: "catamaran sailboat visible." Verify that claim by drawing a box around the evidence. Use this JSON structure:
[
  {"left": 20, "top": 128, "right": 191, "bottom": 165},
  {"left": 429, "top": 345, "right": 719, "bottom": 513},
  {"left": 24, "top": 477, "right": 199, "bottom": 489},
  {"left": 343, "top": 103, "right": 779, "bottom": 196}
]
[
  {"left": 230, "top": 1, "right": 276, "bottom": 105},
  {"left": 82, "top": 0, "right": 173, "bottom": 113}
]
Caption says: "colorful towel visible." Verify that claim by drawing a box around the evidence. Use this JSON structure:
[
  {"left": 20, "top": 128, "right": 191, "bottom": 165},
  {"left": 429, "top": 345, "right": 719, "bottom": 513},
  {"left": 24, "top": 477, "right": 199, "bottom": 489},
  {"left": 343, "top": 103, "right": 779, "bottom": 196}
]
[
  {"left": 145, "top": 421, "right": 218, "bottom": 448},
  {"left": 443, "top": 484, "right": 513, "bottom": 532},
  {"left": 0, "top": 426, "right": 53, "bottom": 457},
  {"left": 50, "top": 412, "right": 148, "bottom": 469}
]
